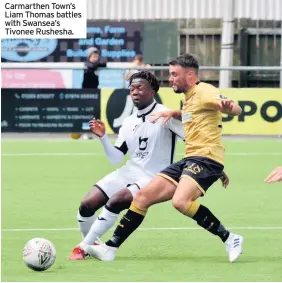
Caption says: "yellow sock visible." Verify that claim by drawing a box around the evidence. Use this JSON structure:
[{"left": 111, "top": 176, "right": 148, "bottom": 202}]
[
  {"left": 184, "top": 201, "right": 200, "bottom": 217},
  {"left": 130, "top": 201, "right": 147, "bottom": 216}
]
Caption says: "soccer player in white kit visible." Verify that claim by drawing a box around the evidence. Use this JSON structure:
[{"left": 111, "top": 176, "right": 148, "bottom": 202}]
[{"left": 69, "top": 71, "right": 184, "bottom": 260}]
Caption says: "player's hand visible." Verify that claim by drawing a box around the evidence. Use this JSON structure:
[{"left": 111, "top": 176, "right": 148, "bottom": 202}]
[
  {"left": 216, "top": 100, "right": 234, "bottom": 114},
  {"left": 149, "top": 110, "right": 174, "bottom": 125},
  {"left": 264, "top": 167, "right": 282, "bottom": 183},
  {"left": 89, "top": 118, "right": 105, "bottom": 137},
  {"left": 220, "top": 171, "right": 229, "bottom": 188}
]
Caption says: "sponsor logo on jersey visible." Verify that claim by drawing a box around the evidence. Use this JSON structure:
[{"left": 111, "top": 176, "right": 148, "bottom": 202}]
[
  {"left": 135, "top": 136, "right": 149, "bottom": 159},
  {"left": 139, "top": 137, "right": 148, "bottom": 150}
]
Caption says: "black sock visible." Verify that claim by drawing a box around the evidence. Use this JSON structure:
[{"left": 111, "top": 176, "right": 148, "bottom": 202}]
[
  {"left": 106, "top": 209, "right": 145, "bottom": 248},
  {"left": 192, "top": 204, "right": 230, "bottom": 242}
]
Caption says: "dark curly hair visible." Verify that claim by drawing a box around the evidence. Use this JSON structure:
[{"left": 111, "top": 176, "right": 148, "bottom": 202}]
[{"left": 128, "top": 71, "right": 159, "bottom": 93}]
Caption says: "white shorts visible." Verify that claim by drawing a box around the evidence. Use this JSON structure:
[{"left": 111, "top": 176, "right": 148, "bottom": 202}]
[{"left": 96, "top": 165, "right": 151, "bottom": 198}]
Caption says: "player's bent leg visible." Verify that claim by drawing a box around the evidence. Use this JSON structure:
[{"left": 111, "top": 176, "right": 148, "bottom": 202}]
[
  {"left": 172, "top": 176, "right": 202, "bottom": 214},
  {"left": 173, "top": 176, "right": 243, "bottom": 263},
  {"left": 107, "top": 187, "right": 135, "bottom": 212},
  {"left": 134, "top": 175, "right": 177, "bottom": 209},
  {"left": 82, "top": 188, "right": 135, "bottom": 245},
  {"left": 69, "top": 185, "right": 108, "bottom": 260},
  {"left": 85, "top": 176, "right": 176, "bottom": 261},
  {"left": 77, "top": 185, "right": 109, "bottom": 238}
]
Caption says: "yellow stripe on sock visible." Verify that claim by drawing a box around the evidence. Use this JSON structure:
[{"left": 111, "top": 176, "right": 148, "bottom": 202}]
[
  {"left": 184, "top": 201, "right": 200, "bottom": 217},
  {"left": 130, "top": 202, "right": 147, "bottom": 216}
]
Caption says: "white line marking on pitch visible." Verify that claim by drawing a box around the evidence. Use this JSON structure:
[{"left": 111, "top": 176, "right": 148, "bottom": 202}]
[
  {"left": 2, "top": 227, "right": 282, "bottom": 232},
  {"left": 1, "top": 152, "right": 101, "bottom": 157},
  {"left": 1, "top": 152, "right": 282, "bottom": 157}
]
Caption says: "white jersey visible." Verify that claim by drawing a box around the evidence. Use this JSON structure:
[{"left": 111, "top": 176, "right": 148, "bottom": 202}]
[{"left": 114, "top": 102, "right": 184, "bottom": 178}]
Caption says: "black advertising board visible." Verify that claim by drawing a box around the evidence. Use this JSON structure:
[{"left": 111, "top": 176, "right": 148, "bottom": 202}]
[
  {"left": 1, "top": 89, "right": 100, "bottom": 132},
  {"left": 1, "top": 21, "right": 143, "bottom": 63}
]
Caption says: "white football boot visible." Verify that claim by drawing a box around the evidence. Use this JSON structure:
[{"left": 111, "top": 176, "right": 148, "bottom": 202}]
[
  {"left": 225, "top": 233, "right": 244, "bottom": 262},
  {"left": 80, "top": 241, "right": 117, "bottom": 262}
]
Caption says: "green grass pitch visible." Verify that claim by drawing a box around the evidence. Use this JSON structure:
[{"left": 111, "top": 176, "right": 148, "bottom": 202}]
[{"left": 1, "top": 137, "right": 282, "bottom": 282}]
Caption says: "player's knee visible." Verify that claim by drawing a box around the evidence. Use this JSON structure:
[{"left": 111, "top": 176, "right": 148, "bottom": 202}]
[
  {"left": 172, "top": 198, "right": 193, "bottom": 214},
  {"left": 108, "top": 189, "right": 133, "bottom": 206},
  {"left": 79, "top": 186, "right": 108, "bottom": 217},
  {"left": 133, "top": 190, "right": 150, "bottom": 208},
  {"left": 78, "top": 202, "right": 96, "bottom": 217},
  {"left": 107, "top": 189, "right": 133, "bottom": 213},
  {"left": 79, "top": 194, "right": 102, "bottom": 217}
]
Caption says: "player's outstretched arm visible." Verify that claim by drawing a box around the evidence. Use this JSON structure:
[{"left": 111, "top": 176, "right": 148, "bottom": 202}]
[
  {"left": 89, "top": 118, "right": 124, "bottom": 165},
  {"left": 149, "top": 110, "right": 182, "bottom": 124},
  {"left": 216, "top": 100, "right": 242, "bottom": 116},
  {"left": 264, "top": 167, "right": 282, "bottom": 183}
]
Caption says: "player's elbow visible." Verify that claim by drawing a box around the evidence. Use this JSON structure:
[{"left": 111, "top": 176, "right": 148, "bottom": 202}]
[{"left": 107, "top": 150, "right": 124, "bottom": 165}]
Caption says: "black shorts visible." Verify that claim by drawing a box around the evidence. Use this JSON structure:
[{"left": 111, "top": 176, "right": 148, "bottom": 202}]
[{"left": 158, "top": 156, "right": 224, "bottom": 195}]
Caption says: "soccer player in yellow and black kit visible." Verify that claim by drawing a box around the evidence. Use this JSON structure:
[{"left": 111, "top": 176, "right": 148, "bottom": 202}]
[{"left": 81, "top": 53, "right": 244, "bottom": 263}]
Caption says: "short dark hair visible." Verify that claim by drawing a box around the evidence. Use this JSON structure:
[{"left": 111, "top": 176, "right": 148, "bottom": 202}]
[
  {"left": 134, "top": 54, "right": 144, "bottom": 62},
  {"left": 169, "top": 53, "right": 199, "bottom": 71},
  {"left": 128, "top": 71, "right": 159, "bottom": 93}
]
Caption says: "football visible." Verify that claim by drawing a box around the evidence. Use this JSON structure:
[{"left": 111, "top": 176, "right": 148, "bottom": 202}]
[
  {"left": 22, "top": 238, "right": 56, "bottom": 272},
  {"left": 70, "top": 133, "right": 82, "bottom": 139}
]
